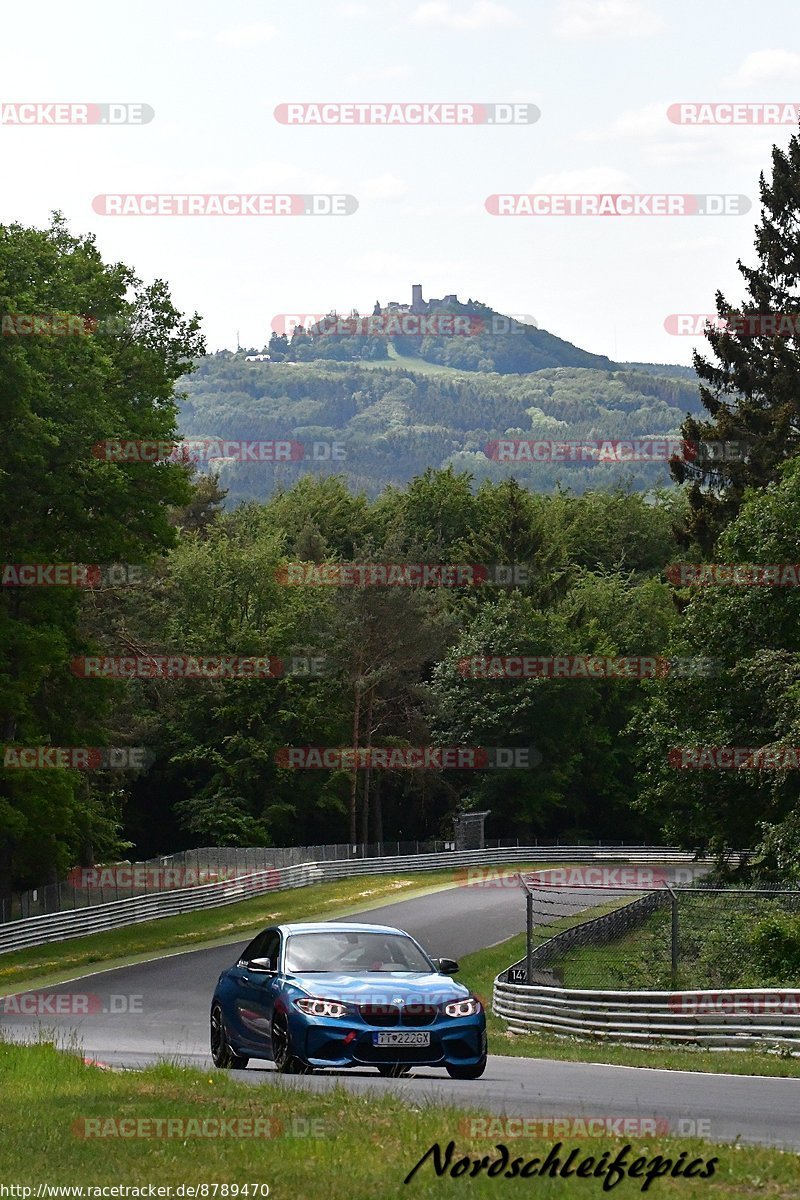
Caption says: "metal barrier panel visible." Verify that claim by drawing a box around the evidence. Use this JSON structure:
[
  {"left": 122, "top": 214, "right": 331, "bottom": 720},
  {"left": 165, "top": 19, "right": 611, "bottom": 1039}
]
[{"left": 493, "top": 979, "right": 800, "bottom": 1048}]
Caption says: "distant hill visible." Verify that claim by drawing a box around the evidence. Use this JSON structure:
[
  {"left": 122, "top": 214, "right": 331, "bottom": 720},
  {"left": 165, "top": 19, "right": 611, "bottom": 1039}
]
[
  {"left": 266, "top": 291, "right": 615, "bottom": 376},
  {"left": 179, "top": 289, "right": 701, "bottom": 501},
  {"left": 179, "top": 351, "right": 701, "bottom": 503}
]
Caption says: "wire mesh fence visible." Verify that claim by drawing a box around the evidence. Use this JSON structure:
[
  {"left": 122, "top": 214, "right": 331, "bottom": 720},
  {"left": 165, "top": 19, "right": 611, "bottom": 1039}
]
[
  {"left": 629, "top": 886, "right": 800, "bottom": 991},
  {"left": 511, "top": 878, "right": 800, "bottom": 991}
]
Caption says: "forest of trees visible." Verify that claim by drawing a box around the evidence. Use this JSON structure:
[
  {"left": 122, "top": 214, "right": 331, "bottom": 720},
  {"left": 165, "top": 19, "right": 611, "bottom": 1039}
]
[{"left": 3, "top": 124, "right": 800, "bottom": 899}]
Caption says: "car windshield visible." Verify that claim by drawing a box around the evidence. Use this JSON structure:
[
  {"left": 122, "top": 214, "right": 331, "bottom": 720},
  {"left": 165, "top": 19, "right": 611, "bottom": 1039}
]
[{"left": 284, "top": 930, "right": 433, "bottom": 974}]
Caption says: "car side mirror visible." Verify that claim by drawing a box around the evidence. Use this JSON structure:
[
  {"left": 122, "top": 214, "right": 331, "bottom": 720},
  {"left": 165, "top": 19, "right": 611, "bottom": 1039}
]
[
  {"left": 247, "top": 957, "right": 275, "bottom": 973},
  {"left": 435, "top": 957, "right": 459, "bottom": 974}
]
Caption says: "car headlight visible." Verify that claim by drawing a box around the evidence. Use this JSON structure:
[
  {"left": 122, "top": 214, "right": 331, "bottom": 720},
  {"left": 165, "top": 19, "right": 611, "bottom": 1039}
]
[
  {"left": 294, "top": 997, "right": 348, "bottom": 1018},
  {"left": 444, "top": 997, "right": 481, "bottom": 1018}
]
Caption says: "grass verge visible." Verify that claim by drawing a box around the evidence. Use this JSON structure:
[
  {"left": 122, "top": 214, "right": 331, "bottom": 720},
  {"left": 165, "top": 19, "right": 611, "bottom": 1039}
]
[
  {"left": 1, "top": 1041, "right": 798, "bottom": 1198},
  {"left": 458, "top": 932, "right": 800, "bottom": 1078}
]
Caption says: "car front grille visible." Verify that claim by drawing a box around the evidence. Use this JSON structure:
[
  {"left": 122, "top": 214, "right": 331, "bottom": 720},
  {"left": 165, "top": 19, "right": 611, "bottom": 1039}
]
[
  {"left": 399, "top": 1004, "right": 438, "bottom": 1026},
  {"left": 359, "top": 1003, "right": 400, "bottom": 1026},
  {"left": 358, "top": 1003, "right": 438, "bottom": 1027}
]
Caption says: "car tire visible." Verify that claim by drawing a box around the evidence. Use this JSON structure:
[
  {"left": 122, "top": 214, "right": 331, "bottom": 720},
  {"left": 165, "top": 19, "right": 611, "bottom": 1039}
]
[
  {"left": 271, "top": 1012, "right": 313, "bottom": 1074},
  {"left": 375, "top": 1064, "right": 412, "bottom": 1077},
  {"left": 445, "top": 1055, "right": 487, "bottom": 1080},
  {"left": 210, "top": 1003, "right": 249, "bottom": 1070}
]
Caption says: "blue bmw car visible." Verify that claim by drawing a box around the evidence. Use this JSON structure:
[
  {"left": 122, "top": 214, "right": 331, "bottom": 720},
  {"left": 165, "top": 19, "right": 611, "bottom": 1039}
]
[{"left": 210, "top": 921, "right": 487, "bottom": 1078}]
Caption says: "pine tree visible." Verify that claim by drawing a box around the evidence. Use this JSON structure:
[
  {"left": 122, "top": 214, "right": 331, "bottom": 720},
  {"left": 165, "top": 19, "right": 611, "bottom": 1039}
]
[{"left": 672, "top": 128, "right": 800, "bottom": 551}]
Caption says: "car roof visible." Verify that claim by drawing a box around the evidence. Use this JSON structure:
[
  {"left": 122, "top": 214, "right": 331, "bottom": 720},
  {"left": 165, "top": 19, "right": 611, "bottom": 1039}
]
[{"left": 274, "top": 921, "right": 406, "bottom": 935}]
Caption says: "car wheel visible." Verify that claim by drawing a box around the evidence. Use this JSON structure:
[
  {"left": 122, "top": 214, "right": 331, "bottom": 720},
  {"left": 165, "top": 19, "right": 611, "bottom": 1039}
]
[
  {"left": 210, "top": 1004, "right": 249, "bottom": 1070},
  {"left": 375, "top": 1064, "right": 411, "bottom": 1077},
  {"left": 271, "top": 1012, "right": 312, "bottom": 1074},
  {"left": 445, "top": 1055, "right": 487, "bottom": 1080}
]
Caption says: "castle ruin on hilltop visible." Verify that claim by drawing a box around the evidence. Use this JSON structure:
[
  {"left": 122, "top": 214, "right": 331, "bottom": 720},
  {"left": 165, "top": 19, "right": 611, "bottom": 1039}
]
[{"left": 380, "top": 284, "right": 461, "bottom": 315}]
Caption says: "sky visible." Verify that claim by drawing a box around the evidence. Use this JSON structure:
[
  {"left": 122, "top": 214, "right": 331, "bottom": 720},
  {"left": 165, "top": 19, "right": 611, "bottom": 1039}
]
[{"left": 1, "top": 0, "right": 799, "bottom": 365}]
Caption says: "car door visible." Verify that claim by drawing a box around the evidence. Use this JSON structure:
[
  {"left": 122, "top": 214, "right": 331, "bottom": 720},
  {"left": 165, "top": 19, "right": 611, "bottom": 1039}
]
[
  {"left": 221, "top": 929, "right": 268, "bottom": 1045},
  {"left": 230, "top": 929, "right": 283, "bottom": 1052}
]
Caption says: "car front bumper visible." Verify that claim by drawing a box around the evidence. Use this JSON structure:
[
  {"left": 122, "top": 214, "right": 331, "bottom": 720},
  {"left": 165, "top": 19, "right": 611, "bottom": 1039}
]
[{"left": 290, "top": 1011, "right": 487, "bottom": 1069}]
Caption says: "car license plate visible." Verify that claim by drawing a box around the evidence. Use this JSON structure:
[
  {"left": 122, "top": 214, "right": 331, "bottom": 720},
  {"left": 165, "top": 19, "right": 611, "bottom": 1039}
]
[{"left": 372, "top": 1031, "right": 430, "bottom": 1047}]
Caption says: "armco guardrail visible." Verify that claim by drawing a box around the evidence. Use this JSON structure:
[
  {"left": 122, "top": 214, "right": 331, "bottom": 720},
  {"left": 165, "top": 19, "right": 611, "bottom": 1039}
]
[
  {"left": 0, "top": 845, "right": 695, "bottom": 955},
  {"left": 0, "top": 865, "right": 323, "bottom": 956},
  {"left": 492, "top": 979, "right": 800, "bottom": 1049}
]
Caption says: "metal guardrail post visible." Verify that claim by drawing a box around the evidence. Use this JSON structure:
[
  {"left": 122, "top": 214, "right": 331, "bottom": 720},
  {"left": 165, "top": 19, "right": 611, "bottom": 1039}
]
[
  {"left": 666, "top": 883, "right": 679, "bottom": 985},
  {"left": 526, "top": 889, "right": 533, "bottom": 985}
]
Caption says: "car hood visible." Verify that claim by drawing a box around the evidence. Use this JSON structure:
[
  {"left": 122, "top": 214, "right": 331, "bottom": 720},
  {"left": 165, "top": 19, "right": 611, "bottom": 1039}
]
[{"left": 289, "top": 971, "right": 470, "bottom": 1005}]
